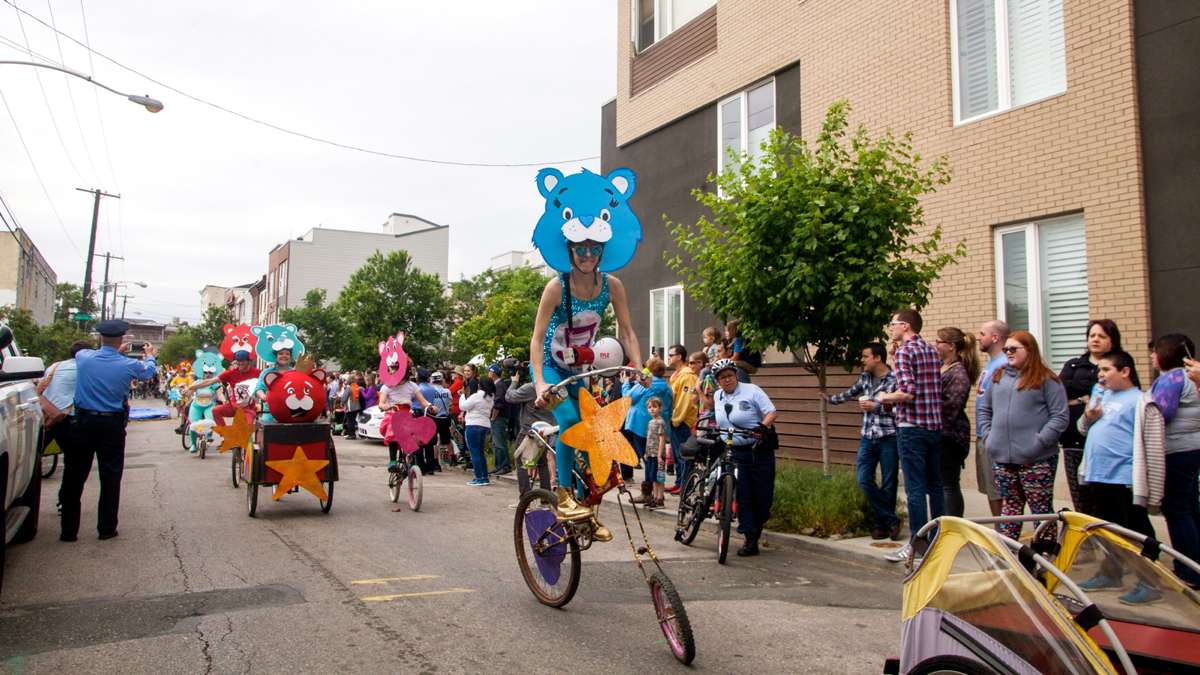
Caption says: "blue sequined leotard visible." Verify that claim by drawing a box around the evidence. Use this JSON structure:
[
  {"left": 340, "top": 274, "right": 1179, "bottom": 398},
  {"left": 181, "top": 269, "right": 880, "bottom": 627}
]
[{"left": 542, "top": 273, "right": 610, "bottom": 378}]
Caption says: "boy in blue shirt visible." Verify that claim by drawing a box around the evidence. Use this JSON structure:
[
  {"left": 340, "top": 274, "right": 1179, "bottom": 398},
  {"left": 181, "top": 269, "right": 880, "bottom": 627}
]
[{"left": 1078, "top": 350, "right": 1161, "bottom": 605}]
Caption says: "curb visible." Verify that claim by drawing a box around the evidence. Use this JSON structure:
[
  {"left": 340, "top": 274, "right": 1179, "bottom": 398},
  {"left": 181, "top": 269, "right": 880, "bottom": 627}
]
[{"left": 492, "top": 472, "right": 899, "bottom": 572}]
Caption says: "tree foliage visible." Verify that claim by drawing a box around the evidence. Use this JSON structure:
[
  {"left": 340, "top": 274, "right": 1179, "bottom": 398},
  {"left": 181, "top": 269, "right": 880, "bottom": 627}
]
[
  {"left": 158, "top": 331, "right": 202, "bottom": 366},
  {"left": 280, "top": 289, "right": 351, "bottom": 368},
  {"left": 0, "top": 306, "right": 93, "bottom": 363},
  {"left": 667, "top": 100, "right": 964, "bottom": 471},
  {"left": 334, "top": 251, "right": 448, "bottom": 368},
  {"left": 53, "top": 282, "right": 93, "bottom": 322},
  {"left": 451, "top": 267, "right": 547, "bottom": 363},
  {"left": 189, "top": 305, "right": 235, "bottom": 351}
]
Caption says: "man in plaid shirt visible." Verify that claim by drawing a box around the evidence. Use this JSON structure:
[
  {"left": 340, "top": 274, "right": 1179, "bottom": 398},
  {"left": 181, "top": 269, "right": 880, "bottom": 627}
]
[
  {"left": 827, "top": 343, "right": 900, "bottom": 540},
  {"left": 881, "top": 308, "right": 944, "bottom": 562}
]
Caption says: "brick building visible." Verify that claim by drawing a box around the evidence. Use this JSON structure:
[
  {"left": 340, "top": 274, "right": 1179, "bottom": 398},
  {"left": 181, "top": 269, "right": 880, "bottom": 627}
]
[{"left": 602, "top": 0, "right": 1199, "bottom": 465}]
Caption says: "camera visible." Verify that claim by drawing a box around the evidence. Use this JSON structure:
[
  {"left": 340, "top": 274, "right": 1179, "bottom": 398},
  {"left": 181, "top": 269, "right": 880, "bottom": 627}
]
[{"left": 501, "top": 357, "right": 530, "bottom": 379}]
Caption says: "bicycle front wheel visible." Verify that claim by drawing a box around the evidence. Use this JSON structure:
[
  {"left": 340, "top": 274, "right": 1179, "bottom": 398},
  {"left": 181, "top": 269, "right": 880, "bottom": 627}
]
[
  {"left": 717, "top": 472, "right": 734, "bottom": 565},
  {"left": 514, "top": 488, "right": 580, "bottom": 608},
  {"left": 388, "top": 471, "right": 400, "bottom": 503},
  {"left": 407, "top": 465, "right": 423, "bottom": 511},
  {"left": 675, "top": 469, "right": 705, "bottom": 546},
  {"left": 180, "top": 421, "right": 191, "bottom": 451},
  {"left": 649, "top": 571, "right": 696, "bottom": 665}
]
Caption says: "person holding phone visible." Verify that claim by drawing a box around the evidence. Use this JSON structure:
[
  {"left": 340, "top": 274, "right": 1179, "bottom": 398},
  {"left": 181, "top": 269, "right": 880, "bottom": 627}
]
[{"left": 1149, "top": 334, "right": 1200, "bottom": 589}]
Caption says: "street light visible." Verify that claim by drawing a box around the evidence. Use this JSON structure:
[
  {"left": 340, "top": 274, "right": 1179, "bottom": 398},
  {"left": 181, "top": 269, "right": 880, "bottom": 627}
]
[
  {"left": 0, "top": 60, "right": 164, "bottom": 112},
  {"left": 100, "top": 281, "right": 148, "bottom": 321}
]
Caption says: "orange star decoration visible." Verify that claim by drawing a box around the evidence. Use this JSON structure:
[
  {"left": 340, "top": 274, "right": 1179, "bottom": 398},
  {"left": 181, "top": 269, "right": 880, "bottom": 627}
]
[
  {"left": 212, "top": 410, "right": 254, "bottom": 454},
  {"left": 265, "top": 446, "right": 330, "bottom": 501},
  {"left": 559, "top": 392, "right": 638, "bottom": 477}
]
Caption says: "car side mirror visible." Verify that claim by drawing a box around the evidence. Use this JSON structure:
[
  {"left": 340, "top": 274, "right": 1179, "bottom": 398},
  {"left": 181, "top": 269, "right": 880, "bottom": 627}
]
[{"left": 0, "top": 325, "right": 12, "bottom": 353}]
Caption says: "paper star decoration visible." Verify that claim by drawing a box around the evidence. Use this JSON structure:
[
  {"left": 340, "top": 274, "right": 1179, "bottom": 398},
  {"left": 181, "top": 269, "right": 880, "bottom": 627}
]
[
  {"left": 559, "top": 392, "right": 637, "bottom": 477},
  {"left": 265, "top": 446, "right": 330, "bottom": 501},
  {"left": 212, "top": 409, "right": 254, "bottom": 454}
]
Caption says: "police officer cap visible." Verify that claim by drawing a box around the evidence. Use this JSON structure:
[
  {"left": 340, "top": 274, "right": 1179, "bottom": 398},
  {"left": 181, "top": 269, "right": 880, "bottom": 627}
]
[{"left": 96, "top": 319, "right": 130, "bottom": 337}]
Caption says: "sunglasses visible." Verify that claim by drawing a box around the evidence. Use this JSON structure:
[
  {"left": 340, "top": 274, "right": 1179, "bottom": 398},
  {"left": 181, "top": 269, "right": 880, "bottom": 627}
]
[
  {"left": 572, "top": 244, "right": 604, "bottom": 258},
  {"left": 1002, "top": 346, "right": 1023, "bottom": 354}
]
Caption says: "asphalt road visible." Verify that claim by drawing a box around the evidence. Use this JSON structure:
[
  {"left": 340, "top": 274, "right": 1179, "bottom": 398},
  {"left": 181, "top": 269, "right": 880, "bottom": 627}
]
[{"left": 1, "top": 412, "right": 904, "bottom": 674}]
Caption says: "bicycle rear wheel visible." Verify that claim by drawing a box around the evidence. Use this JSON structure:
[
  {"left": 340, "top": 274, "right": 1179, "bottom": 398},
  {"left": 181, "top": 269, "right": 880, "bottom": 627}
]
[
  {"left": 40, "top": 453, "right": 58, "bottom": 479},
  {"left": 649, "top": 571, "right": 696, "bottom": 665},
  {"left": 514, "top": 488, "right": 580, "bottom": 608},
  {"left": 675, "top": 469, "right": 705, "bottom": 546},
  {"left": 388, "top": 471, "right": 400, "bottom": 503},
  {"left": 407, "top": 465, "right": 423, "bottom": 511},
  {"left": 198, "top": 436, "right": 207, "bottom": 459},
  {"left": 180, "top": 420, "right": 191, "bottom": 450},
  {"left": 717, "top": 473, "right": 734, "bottom": 565},
  {"left": 231, "top": 447, "right": 242, "bottom": 488}
]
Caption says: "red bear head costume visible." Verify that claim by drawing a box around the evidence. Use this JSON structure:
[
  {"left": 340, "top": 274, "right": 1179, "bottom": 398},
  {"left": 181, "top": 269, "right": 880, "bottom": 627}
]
[
  {"left": 263, "top": 368, "right": 327, "bottom": 423},
  {"left": 220, "top": 323, "right": 258, "bottom": 362}
]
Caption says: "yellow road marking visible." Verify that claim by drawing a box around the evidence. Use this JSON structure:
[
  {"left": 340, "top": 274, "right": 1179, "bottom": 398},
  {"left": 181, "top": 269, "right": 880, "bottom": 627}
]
[
  {"left": 350, "top": 575, "right": 442, "bottom": 585},
  {"left": 361, "top": 588, "right": 474, "bottom": 602}
]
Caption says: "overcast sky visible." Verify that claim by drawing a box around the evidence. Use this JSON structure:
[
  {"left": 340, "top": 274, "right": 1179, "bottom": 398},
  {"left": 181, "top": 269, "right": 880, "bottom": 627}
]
[{"left": 0, "top": 1, "right": 615, "bottom": 324}]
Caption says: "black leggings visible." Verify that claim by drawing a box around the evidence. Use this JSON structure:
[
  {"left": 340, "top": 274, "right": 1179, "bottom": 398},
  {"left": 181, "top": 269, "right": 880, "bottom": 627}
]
[{"left": 939, "top": 436, "right": 968, "bottom": 518}]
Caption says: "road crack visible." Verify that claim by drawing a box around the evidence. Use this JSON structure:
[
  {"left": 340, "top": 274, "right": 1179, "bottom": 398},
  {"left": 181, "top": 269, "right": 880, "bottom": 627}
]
[{"left": 152, "top": 468, "right": 193, "bottom": 593}]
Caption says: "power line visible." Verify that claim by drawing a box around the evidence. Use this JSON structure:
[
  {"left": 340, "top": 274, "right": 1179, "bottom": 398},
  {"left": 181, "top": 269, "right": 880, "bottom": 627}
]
[
  {"left": 10, "top": 0, "right": 88, "bottom": 184},
  {"left": 45, "top": 0, "right": 102, "bottom": 185},
  {"left": 2, "top": 0, "right": 600, "bottom": 169},
  {"left": 78, "top": 0, "right": 124, "bottom": 255},
  {"left": 0, "top": 87, "right": 81, "bottom": 255}
]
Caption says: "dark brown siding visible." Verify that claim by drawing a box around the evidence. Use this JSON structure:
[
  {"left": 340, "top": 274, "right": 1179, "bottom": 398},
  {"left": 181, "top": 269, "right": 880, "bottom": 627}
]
[
  {"left": 754, "top": 365, "right": 864, "bottom": 466},
  {"left": 630, "top": 6, "right": 717, "bottom": 96}
]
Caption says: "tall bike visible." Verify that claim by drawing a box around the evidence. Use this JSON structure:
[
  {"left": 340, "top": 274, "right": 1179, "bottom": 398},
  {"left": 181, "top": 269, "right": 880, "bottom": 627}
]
[
  {"left": 675, "top": 424, "right": 756, "bottom": 564},
  {"left": 512, "top": 365, "right": 695, "bottom": 665}
]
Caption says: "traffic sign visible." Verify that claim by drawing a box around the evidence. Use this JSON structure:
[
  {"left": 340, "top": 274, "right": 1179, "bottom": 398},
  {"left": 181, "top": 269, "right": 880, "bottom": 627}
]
[{"left": 73, "top": 313, "right": 92, "bottom": 321}]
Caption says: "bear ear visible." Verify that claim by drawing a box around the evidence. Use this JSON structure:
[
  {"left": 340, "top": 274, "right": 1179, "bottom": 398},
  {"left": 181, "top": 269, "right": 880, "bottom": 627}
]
[
  {"left": 194, "top": 349, "right": 205, "bottom": 359},
  {"left": 311, "top": 368, "right": 327, "bottom": 383},
  {"left": 263, "top": 371, "right": 280, "bottom": 389},
  {"left": 536, "top": 168, "right": 564, "bottom": 198},
  {"left": 284, "top": 323, "right": 298, "bottom": 333},
  {"left": 606, "top": 168, "right": 636, "bottom": 200},
  {"left": 378, "top": 341, "right": 388, "bottom": 355},
  {"left": 395, "top": 331, "right": 405, "bottom": 346},
  {"left": 251, "top": 326, "right": 264, "bottom": 337},
  {"left": 224, "top": 323, "right": 235, "bottom": 335}
]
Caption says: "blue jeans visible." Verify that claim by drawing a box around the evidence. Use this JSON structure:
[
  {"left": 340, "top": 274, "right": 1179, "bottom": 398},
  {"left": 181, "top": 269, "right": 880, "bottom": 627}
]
[
  {"left": 897, "top": 426, "right": 943, "bottom": 537},
  {"left": 465, "top": 425, "right": 489, "bottom": 482},
  {"left": 856, "top": 435, "right": 899, "bottom": 530},
  {"left": 670, "top": 423, "right": 692, "bottom": 487},
  {"left": 490, "top": 416, "right": 512, "bottom": 472},
  {"left": 1162, "top": 449, "right": 1200, "bottom": 585}
]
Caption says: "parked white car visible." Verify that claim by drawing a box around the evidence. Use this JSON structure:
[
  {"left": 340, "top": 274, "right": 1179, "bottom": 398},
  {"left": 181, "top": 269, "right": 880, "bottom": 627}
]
[
  {"left": 0, "top": 322, "right": 46, "bottom": 595},
  {"left": 356, "top": 405, "right": 386, "bottom": 442}
]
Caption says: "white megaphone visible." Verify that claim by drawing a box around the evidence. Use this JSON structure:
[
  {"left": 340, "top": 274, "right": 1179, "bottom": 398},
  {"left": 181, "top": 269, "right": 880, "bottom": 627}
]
[{"left": 590, "top": 337, "right": 626, "bottom": 370}]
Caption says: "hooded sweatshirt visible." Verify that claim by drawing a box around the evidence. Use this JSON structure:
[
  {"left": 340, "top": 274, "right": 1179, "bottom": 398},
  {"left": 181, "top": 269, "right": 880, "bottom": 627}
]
[{"left": 977, "top": 365, "right": 1069, "bottom": 465}]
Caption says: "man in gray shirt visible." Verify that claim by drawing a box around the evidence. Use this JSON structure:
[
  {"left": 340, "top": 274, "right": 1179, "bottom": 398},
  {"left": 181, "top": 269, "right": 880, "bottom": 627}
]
[{"left": 506, "top": 367, "right": 556, "bottom": 496}]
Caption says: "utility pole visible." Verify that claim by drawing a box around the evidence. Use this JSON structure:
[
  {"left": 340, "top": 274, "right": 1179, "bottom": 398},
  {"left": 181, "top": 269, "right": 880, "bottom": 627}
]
[
  {"left": 120, "top": 293, "right": 132, "bottom": 319},
  {"left": 75, "top": 188, "right": 120, "bottom": 322},
  {"left": 96, "top": 252, "right": 125, "bottom": 322}
]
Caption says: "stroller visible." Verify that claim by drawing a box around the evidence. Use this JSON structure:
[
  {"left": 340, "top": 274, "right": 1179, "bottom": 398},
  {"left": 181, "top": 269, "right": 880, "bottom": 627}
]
[{"left": 889, "top": 514, "right": 1200, "bottom": 674}]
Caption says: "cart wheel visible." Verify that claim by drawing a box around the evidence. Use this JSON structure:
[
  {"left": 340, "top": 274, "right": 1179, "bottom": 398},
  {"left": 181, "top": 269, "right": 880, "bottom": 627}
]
[
  {"left": 320, "top": 481, "right": 334, "bottom": 513},
  {"left": 908, "top": 655, "right": 998, "bottom": 675},
  {"left": 513, "top": 488, "right": 580, "bottom": 608},
  {"left": 231, "top": 447, "right": 242, "bottom": 488},
  {"left": 675, "top": 469, "right": 705, "bottom": 546},
  {"left": 40, "top": 453, "right": 59, "bottom": 479},
  {"left": 717, "top": 473, "right": 734, "bottom": 565},
  {"left": 247, "top": 482, "right": 258, "bottom": 517},
  {"left": 198, "top": 435, "right": 207, "bottom": 459},
  {"left": 407, "top": 465, "right": 423, "bottom": 512},
  {"left": 388, "top": 470, "right": 400, "bottom": 503},
  {"left": 649, "top": 571, "right": 696, "bottom": 665},
  {"left": 180, "top": 420, "right": 191, "bottom": 451}
]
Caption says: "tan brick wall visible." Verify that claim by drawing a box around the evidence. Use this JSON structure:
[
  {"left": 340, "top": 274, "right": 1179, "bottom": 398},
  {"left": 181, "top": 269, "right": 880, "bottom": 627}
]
[{"left": 616, "top": 0, "right": 1151, "bottom": 371}]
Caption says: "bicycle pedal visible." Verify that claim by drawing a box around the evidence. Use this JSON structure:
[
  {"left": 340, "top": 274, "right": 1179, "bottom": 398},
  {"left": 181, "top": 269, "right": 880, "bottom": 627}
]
[{"left": 636, "top": 546, "right": 649, "bottom": 555}]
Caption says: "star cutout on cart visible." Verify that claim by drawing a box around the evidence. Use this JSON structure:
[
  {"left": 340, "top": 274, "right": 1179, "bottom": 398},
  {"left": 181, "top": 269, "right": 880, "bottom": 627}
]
[
  {"left": 560, "top": 391, "right": 637, "bottom": 478},
  {"left": 212, "top": 408, "right": 254, "bottom": 454},
  {"left": 265, "top": 446, "right": 330, "bottom": 501}
]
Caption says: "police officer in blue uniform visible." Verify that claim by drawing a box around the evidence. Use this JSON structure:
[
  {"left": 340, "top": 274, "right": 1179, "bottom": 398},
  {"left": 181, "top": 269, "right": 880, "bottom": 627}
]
[{"left": 59, "top": 319, "right": 159, "bottom": 542}]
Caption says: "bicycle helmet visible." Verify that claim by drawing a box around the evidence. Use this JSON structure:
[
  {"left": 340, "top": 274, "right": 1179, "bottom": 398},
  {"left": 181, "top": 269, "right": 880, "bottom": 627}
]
[{"left": 711, "top": 358, "right": 738, "bottom": 376}]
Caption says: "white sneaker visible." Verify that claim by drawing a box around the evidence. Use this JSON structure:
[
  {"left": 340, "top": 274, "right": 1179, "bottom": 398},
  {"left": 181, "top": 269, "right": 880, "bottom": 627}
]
[{"left": 885, "top": 543, "right": 913, "bottom": 563}]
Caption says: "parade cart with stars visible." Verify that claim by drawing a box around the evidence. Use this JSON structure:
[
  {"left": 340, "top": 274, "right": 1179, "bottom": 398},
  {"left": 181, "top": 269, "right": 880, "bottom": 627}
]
[{"left": 245, "top": 421, "right": 339, "bottom": 517}]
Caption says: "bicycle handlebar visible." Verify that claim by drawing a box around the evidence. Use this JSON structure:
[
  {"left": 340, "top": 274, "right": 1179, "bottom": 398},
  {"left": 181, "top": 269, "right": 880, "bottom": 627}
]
[{"left": 546, "top": 365, "right": 643, "bottom": 394}]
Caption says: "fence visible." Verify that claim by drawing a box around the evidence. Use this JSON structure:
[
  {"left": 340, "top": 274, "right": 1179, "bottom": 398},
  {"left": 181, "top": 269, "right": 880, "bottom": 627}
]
[{"left": 753, "top": 364, "right": 864, "bottom": 466}]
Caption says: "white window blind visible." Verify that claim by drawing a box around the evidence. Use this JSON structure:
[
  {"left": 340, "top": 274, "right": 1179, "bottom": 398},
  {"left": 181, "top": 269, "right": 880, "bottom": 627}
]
[
  {"left": 634, "top": 0, "right": 715, "bottom": 52},
  {"left": 649, "top": 286, "right": 684, "bottom": 359},
  {"left": 717, "top": 79, "right": 775, "bottom": 177},
  {"left": 995, "top": 214, "right": 1087, "bottom": 370},
  {"left": 952, "top": 0, "right": 1066, "bottom": 123}
]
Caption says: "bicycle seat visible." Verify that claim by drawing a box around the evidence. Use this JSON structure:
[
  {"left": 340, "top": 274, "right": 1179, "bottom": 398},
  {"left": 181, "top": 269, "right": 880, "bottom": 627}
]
[{"left": 531, "top": 421, "right": 559, "bottom": 438}]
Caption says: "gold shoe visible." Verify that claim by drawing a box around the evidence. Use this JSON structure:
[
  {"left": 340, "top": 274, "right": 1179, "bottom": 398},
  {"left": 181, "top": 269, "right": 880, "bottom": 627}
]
[
  {"left": 590, "top": 507, "right": 613, "bottom": 542},
  {"left": 554, "top": 487, "right": 592, "bottom": 521}
]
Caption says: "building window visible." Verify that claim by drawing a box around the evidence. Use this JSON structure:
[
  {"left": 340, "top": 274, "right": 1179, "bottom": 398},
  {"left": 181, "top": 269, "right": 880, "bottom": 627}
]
[
  {"left": 278, "top": 260, "right": 288, "bottom": 304},
  {"left": 994, "top": 213, "right": 1087, "bottom": 370},
  {"left": 634, "top": 0, "right": 715, "bottom": 52},
  {"left": 649, "top": 286, "right": 684, "bottom": 359},
  {"left": 951, "top": 0, "right": 1066, "bottom": 124},
  {"left": 717, "top": 79, "right": 775, "bottom": 178}
]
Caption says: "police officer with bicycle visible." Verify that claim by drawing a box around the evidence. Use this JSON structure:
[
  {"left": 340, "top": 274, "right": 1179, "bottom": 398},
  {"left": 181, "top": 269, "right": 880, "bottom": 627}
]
[
  {"left": 59, "top": 319, "right": 159, "bottom": 542},
  {"left": 710, "top": 358, "right": 778, "bottom": 556}
]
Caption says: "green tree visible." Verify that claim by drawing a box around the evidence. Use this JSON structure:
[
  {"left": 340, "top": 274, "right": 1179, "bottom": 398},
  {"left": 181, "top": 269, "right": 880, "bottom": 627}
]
[
  {"left": 0, "top": 306, "right": 92, "bottom": 363},
  {"left": 280, "top": 289, "right": 352, "bottom": 367},
  {"left": 334, "top": 251, "right": 449, "bottom": 369},
  {"left": 189, "top": 305, "right": 235, "bottom": 350},
  {"left": 667, "top": 100, "right": 964, "bottom": 473},
  {"left": 54, "top": 282, "right": 92, "bottom": 321},
  {"left": 158, "top": 331, "right": 202, "bottom": 366},
  {"left": 451, "top": 267, "right": 547, "bottom": 363}
]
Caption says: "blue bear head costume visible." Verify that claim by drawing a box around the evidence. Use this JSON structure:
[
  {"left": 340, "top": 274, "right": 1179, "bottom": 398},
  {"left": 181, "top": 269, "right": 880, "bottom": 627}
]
[
  {"left": 193, "top": 349, "right": 224, "bottom": 380},
  {"left": 532, "top": 167, "right": 642, "bottom": 274},
  {"left": 251, "top": 323, "right": 306, "bottom": 365}
]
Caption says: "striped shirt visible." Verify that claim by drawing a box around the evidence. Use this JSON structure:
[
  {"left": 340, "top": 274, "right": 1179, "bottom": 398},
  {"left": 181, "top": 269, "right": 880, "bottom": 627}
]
[
  {"left": 893, "top": 334, "right": 943, "bottom": 431},
  {"left": 828, "top": 370, "right": 897, "bottom": 439}
]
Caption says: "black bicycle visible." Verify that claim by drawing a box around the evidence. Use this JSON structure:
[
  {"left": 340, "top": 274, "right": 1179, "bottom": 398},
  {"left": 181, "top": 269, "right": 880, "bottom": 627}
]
[{"left": 674, "top": 424, "right": 757, "bottom": 564}]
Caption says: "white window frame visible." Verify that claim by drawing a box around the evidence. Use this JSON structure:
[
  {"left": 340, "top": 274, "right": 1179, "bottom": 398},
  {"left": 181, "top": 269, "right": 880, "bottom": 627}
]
[
  {"left": 993, "top": 213, "right": 1086, "bottom": 359},
  {"left": 631, "top": 0, "right": 716, "bottom": 53},
  {"left": 649, "top": 285, "right": 685, "bottom": 359},
  {"left": 949, "top": 0, "right": 1067, "bottom": 126},
  {"left": 716, "top": 77, "right": 776, "bottom": 178}
]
